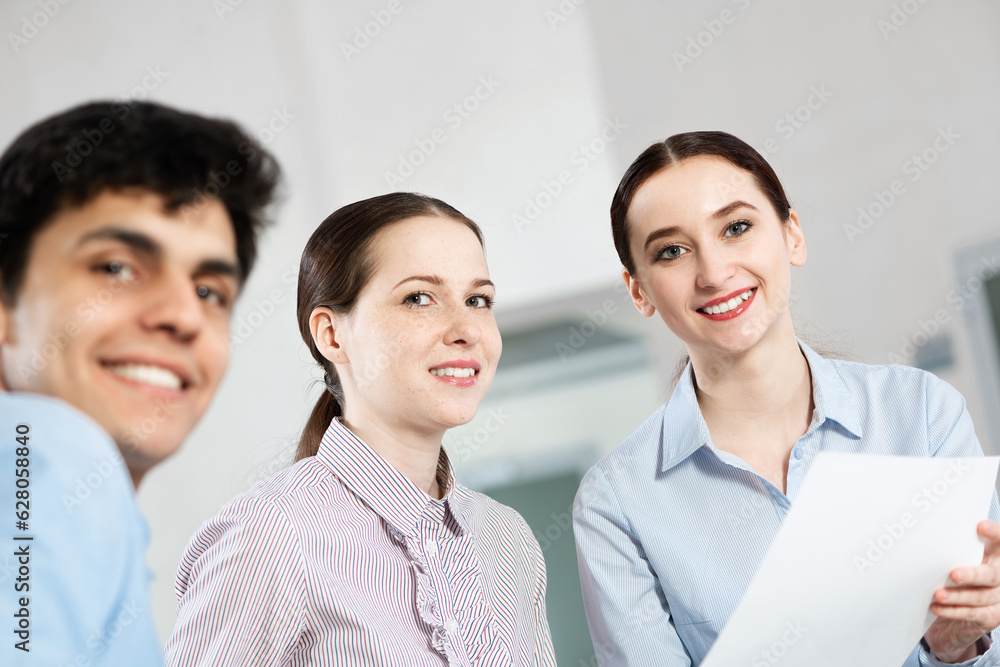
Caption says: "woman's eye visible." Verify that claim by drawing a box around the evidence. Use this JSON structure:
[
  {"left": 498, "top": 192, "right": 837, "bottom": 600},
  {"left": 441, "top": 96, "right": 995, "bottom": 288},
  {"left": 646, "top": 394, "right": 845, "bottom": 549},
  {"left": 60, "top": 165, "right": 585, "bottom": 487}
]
[
  {"left": 657, "top": 245, "right": 687, "bottom": 261},
  {"left": 404, "top": 292, "right": 432, "bottom": 306},
  {"left": 467, "top": 295, "right": 494, "bottom": 309},
  {"left": 725, "top": 220, "right": 751, "bottom": 237}
]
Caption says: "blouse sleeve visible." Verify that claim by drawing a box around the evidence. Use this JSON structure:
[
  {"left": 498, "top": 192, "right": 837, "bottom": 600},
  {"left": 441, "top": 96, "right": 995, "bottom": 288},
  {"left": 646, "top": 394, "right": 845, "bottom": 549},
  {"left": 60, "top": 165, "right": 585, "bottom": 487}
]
[
  {"left": 917, "top": 374, "right": 1000, "bottom": 666},
  {"left": 517, "top": 514, "right": 556, "bottom": 667},
  {"left": 573, "top": 465, "right": 692, "bottom": 666},
  {"left": 164, "top": 494, "right": 307, "bottom": 667}
]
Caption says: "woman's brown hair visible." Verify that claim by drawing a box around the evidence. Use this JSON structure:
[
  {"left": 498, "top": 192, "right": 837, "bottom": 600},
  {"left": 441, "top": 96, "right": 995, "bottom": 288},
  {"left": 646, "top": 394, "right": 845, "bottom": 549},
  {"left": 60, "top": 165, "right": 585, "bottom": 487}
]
[
  {"left": 294, "top": 192, "right": 484, "bottom": 461},
  {"left": 610, "top": 130, "right": 791, "bottom": 276}
]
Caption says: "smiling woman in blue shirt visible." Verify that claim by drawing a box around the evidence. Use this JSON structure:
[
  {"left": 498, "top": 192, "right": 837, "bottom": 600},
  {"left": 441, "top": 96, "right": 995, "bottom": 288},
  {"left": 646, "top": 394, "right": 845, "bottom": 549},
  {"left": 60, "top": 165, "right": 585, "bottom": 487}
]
[{"left": 572, "top": 131, "right": 1000, "bottom": 667}]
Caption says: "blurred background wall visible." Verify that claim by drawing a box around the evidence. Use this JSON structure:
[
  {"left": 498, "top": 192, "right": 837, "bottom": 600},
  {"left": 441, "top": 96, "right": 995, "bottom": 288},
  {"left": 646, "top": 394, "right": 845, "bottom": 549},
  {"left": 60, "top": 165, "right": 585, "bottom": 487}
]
[{"left": 2, "top": 0, "right": 999, "bottom": 661}]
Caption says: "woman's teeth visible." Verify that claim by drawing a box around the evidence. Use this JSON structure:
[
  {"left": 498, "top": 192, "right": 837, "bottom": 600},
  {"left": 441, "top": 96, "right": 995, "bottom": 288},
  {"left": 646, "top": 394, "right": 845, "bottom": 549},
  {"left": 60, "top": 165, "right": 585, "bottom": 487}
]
[
  {"left": 702, "top": 289, "right": 754, "bottom": 315},
  {"left": 107, "top": 363, "right": 183, "bottom": 390},
  {"left": 430, "top": 367, "right": 476, "bottom": 378}
]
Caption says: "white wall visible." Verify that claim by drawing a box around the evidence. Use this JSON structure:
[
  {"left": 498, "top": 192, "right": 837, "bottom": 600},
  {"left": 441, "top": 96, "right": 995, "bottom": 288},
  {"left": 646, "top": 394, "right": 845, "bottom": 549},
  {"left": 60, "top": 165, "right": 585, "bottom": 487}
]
[{"left": 1, "top": 0, "right": 997, "bottom": 644}]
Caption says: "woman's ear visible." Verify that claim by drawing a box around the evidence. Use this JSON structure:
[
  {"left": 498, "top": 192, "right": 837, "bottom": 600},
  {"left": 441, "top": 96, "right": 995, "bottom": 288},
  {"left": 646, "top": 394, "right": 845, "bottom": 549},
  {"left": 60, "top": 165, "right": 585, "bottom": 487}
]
[
  {"left": 623, "top": 268, "right": 657, "bottom": 318},
  {"left": 309, "top": 306, "right": 349, "bottom": 365},
  {"left": 785, "top": 209, "right": 807, "bottom": 267}
]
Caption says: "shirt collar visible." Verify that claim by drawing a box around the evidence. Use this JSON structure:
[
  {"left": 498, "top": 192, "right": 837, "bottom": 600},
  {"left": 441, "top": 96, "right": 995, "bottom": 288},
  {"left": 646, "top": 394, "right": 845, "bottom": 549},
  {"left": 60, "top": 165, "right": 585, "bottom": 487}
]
[
  {"left": 659, "top": 339, "right": 863, "bottom": 473},
  {"left": 316, "top": 418, "right": 469, "bottom": 537},
  {"left": 798, "top": 340, "right": 863, "bottom": 439}
]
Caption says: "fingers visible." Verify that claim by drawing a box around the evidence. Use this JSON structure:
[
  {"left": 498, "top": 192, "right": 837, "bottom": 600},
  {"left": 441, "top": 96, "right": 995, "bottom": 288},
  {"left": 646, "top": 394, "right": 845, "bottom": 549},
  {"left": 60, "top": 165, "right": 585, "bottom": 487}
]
[
  {"left": 980, "top": 521, "right": 1000, "bottom": 561},
  {"left": 949, "top": 563, "right": 1000, "bottom": 589},
  {"left": 929, "top": 599, "right": 1000, "bottom": 628},
  {"left": 934, "top": 583, "right": 1000, "bottom": 608}
]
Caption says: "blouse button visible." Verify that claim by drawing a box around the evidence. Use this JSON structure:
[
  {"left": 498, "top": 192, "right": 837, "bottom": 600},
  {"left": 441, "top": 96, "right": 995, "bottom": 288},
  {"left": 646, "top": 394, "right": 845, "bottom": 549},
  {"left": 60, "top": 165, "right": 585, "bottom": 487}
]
[
  {"left": 793, "top": 447, "right": 804, "bottom": 460},
  {"left": 426, "top": 539, "right": 439, "bottom": 555},
  {"left": 443, "top": 618, "right": 459, "bottom": 633}
]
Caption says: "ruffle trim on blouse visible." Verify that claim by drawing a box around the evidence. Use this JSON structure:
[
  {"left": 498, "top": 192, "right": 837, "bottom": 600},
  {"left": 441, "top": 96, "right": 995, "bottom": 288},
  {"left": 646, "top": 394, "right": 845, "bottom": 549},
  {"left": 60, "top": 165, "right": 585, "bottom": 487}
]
[{"left": 401, "top": 532, "right": 514, "bottom": 666}]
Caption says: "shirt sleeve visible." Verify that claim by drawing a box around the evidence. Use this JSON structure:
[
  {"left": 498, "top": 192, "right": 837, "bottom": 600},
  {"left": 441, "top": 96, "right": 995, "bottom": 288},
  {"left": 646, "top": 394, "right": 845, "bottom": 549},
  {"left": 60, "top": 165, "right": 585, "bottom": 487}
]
[
  {"left": 164, "top": 494, "right": 307, "bottom": 667},
  {"left": 1, "top": 394, "right": 162, "bottom": 667},
  {"left": 573, "top": 465, "right": 692, "bottom": 666},
  {"left": 914, "top": 374, "right": 1000, "bottom": 666},
  {"left": 515, "top": 514, "right": 556, "bottom": 667}
]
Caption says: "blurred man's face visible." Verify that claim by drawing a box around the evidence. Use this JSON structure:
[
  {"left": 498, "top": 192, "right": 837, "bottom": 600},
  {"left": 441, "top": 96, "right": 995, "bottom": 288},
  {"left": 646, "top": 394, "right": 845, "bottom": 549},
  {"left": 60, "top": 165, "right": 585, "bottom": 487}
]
[{"left": 0, "top": 189, "right": 240, "bottom": 486}]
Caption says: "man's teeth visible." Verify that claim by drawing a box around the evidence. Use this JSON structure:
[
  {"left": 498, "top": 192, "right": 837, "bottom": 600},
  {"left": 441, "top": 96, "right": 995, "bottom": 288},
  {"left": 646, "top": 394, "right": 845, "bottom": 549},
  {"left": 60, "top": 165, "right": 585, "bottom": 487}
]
[
  {"left": 430, "top": 367, "right": 476, "bottom": 378},
  {"left": 703, "top": 289, "right": 754, "bottom": 315},
  {"left": 107, "top": 364, "right": 183, "bottom": 390}
]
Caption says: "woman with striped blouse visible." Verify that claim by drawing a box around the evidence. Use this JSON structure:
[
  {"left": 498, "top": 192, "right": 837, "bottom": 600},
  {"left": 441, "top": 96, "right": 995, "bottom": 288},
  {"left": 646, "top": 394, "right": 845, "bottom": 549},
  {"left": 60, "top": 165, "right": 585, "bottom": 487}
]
[
  {"left": 165, "top": 193, "right": 556, "bottom": 666},
  {"left": 573, "top": 131, "right": 1000, "bottom": 666}
]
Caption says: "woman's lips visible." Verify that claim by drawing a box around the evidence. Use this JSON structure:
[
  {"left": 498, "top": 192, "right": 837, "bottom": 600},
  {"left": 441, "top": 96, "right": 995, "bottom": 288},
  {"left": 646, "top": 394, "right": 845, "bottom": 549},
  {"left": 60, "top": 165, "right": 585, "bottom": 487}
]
[{"left": 697, "top": 288, "right": 756, "bottom": 321}]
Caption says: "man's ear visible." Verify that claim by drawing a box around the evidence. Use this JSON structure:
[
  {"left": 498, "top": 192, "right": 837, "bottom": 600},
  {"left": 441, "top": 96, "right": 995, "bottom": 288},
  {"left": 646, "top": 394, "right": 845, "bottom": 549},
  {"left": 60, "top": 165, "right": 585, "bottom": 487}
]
[
  {"left": 0, "top": 280, "right": 11, "bottom": 391},
  {"left": 623, "top": 267, "right": 656, "bottom": 318},
  {"left": 309, "top": 306, "right": 349, "bottom": 365},
  {"left": 0, "top": 298, "right": 7, "bottom": 347}
]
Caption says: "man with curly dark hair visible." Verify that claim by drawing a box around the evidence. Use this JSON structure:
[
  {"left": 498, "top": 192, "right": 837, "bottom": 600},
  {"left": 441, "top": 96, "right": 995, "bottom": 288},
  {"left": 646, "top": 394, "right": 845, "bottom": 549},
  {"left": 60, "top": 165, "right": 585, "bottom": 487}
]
[{"left": 0, "top": 100, "right": 282, "bottom": 666}]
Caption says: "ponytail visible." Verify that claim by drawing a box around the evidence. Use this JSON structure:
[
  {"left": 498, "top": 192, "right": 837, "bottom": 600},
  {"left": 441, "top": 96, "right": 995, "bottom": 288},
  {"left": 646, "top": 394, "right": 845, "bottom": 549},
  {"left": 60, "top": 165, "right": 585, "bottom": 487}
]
[{"left": 295, "top": 370, "right": 343, "bottom": 461}]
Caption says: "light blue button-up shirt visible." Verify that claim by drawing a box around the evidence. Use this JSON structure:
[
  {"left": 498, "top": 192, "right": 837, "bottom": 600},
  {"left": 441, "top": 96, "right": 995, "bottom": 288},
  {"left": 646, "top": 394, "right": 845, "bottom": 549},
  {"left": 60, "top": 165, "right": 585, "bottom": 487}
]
[
  {"left": 574, "top": 342, "right": 1000, "bottom": 666},
  {"left": 0, "top": 391, "right": 163, "bottom": 666}
]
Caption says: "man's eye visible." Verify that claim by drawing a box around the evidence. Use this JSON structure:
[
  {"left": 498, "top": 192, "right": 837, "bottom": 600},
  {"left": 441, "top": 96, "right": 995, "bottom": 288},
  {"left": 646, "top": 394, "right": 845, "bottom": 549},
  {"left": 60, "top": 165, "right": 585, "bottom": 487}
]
[
  {"left": 197, "top": 285, "right": 228, "bottom": 307},
  {"left": 102, "top": 261, "right": 137, "bottom": 281}
]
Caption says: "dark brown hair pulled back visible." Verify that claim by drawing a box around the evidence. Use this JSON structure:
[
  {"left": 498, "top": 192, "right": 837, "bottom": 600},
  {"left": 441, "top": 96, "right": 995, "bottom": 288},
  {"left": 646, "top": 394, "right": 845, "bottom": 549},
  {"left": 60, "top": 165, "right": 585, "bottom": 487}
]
[
  {"left": 610, "top": 131, "right": 791, "bottom": 275},
  {"left": 294, "top": 192, "right": 484, "bottom": 461}
]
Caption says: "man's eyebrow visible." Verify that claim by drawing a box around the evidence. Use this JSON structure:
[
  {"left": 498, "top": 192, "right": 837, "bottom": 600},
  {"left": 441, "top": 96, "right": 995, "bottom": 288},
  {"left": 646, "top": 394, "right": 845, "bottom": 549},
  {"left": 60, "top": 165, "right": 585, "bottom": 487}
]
[
  {"left": 77, "top": 226, "right": 242, "bottom": 281},
  {"left": 76, "top": 227, "right": 161, "bottom": 258},
  {"left": 712, "top": 200, "right": 759, "bottom": 219},
  {"left": 196, "top": 259, "right": 241, "bottom": 281}
]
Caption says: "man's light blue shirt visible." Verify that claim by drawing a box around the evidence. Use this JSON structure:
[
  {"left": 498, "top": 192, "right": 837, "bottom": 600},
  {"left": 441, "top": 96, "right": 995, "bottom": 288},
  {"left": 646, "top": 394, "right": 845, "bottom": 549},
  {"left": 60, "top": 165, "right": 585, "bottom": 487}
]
[
  {"left": 0, "top": 391, "right": 163, "bottom": 666},
  {"left": 574, "top": 342, "right": 1000, "bottom": 666}
]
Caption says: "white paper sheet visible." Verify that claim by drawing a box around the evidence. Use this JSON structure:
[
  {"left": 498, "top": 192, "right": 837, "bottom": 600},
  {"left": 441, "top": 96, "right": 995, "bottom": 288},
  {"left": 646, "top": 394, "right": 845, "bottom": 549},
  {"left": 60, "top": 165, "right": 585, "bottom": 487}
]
[{"left": 700, "top": 452, "right": 999, "bottom": 667}]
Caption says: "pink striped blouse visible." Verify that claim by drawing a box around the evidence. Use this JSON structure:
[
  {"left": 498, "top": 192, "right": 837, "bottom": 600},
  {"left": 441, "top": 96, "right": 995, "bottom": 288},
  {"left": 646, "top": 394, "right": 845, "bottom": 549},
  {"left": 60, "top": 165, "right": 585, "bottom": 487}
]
[{"left": 164, "top": 418, "right": 556, "bottom": 666}]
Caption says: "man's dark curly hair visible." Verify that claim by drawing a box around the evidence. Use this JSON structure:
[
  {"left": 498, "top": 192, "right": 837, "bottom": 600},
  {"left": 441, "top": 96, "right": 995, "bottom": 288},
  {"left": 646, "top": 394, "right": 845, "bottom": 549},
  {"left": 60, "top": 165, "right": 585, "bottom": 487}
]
[{"left": 0, "top": 100, "right": 282, "bottom": 304}]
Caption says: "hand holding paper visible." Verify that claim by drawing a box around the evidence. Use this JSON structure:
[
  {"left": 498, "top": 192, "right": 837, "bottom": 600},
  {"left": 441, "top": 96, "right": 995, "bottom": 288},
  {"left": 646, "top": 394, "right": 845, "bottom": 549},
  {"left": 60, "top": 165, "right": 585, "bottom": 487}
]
[
  {"left": 700, "top": 452, "right": 1000, "bottom": 667},
  {"left": 924, "top": 520, "right": 1000, "bottom": 662}
]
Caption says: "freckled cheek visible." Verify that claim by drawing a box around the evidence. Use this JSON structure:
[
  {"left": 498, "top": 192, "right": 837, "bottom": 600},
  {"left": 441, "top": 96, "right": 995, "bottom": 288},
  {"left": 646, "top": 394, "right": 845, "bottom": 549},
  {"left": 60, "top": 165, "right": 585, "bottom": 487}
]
[{"left": 485, "top": 332, "right": 502, "bottom": 367}]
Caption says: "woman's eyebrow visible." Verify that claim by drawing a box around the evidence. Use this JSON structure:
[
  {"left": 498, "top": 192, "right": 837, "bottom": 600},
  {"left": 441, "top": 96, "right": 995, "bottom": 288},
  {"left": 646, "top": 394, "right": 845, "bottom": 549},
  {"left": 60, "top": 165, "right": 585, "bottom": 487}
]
[
  {"left": 644, "top": 226, "right": 682, "bottom": 252},
  {"left": 393, "top": 275, "right": 443, "bottom": 289},
  {"left": 712, "top": 200, "right": 759, "bottom": 219}
]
